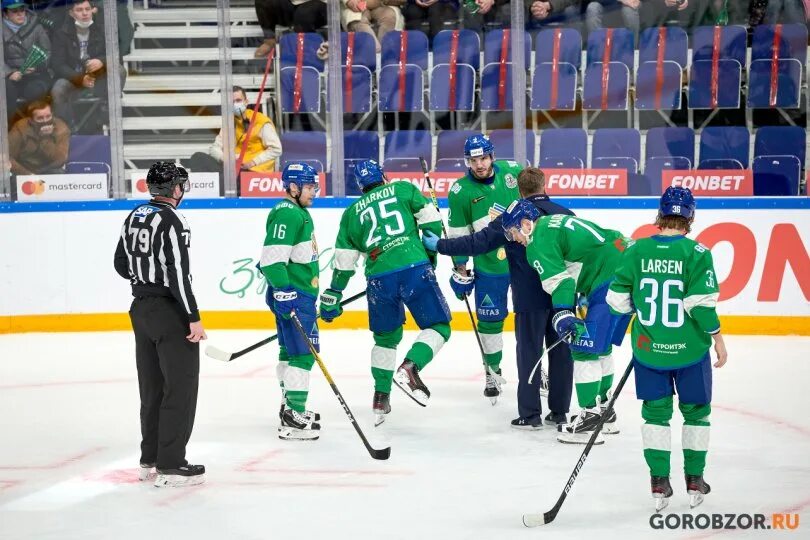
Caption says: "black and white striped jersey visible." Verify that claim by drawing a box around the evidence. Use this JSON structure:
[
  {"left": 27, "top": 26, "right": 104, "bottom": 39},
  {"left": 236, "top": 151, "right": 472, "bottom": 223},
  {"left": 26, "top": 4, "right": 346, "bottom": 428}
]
[{"left": 114, "top": 200, "right": 200, "bottom": 322}]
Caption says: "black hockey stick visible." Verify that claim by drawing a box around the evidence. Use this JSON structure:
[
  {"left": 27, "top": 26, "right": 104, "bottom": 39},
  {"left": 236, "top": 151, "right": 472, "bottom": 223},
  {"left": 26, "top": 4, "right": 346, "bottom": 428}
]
[
  {"left": 418, "top": 157, "right": 500, "bottom": 388},
  {"left": 522, "top": 358, "right": 635, "bottom": 527},
  {"left": 290, "top": 312, "right": 391, "bottom": 461},
  {"left": 205, "top": 291, "right": 367, "bottom": 362}
]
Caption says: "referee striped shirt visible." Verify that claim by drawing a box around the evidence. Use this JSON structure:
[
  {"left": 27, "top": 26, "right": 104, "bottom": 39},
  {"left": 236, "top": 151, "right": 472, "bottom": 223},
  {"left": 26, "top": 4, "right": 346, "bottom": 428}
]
[{"left": 114, "top": 200, "right": 200, "bottom": 322}]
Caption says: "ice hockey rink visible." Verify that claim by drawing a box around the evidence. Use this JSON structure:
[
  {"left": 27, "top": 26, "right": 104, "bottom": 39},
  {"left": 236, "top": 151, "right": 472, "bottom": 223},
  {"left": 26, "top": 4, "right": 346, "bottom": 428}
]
[{"left": 1, "top": 330, "right": 808, "bottom": 539}]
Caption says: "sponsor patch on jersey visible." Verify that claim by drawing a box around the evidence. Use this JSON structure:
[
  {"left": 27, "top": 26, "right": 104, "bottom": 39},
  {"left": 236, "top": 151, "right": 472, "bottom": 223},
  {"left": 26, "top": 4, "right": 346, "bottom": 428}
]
[
  {"left": 472, "top": 196, "right": 486, "bottom": 204},
  {"left": 496, "top": 247, "right": 506, "bottom": 260},
  {"left": 480, "top": 294, "right": 495, "bottom": 308},
  {"left": 488, "top": 202, "right": 507, "bottom": 220},
  {"left": 133, "top": 205, "right": 158, "bottom": 218},
  {"left": 505, "top": 173, "right": 517, "bottom": 189},
  {"left": 450, "top": 183, "right": 463, "bottom": 195},
  {"left": 311, "top": 276, "right": 319, "bottom": 288}
]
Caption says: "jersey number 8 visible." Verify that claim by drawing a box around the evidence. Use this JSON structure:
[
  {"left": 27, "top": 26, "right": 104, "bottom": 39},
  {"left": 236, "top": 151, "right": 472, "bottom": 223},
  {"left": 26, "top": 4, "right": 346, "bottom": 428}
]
[
  {"left": 637, "top": 278, "right": 684, "bottom": 328},
  {"left": 359, "top": 197, "right": 405, "bottom": 247}
]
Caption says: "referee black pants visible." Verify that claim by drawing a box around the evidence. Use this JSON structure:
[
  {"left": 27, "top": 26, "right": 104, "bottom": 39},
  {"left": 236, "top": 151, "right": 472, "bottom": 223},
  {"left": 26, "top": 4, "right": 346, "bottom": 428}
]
[
  {"left": 129, "top": 297, "right": 199, "bottom": 470},
  {"left": 515, "top": 310, "right": 573, "bottom": 420}
]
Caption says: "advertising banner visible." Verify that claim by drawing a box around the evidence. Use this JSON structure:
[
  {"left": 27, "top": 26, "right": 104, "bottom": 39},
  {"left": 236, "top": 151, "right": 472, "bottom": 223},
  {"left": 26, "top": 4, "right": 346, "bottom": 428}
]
[
  {"left": 15, "top": 174, "right": 108, "bottom": 201},
  {"left": 239, "top": 171, "right": 327, "bottom": 197},
  {"left": 129, "top": 170, "right": 221, "bottom": 199},
  {"left": 543, "top": 169, "right": 628, "bottom": 195},
  {"left": 662, "top": 170, "right": 754, "bottom": 196}
]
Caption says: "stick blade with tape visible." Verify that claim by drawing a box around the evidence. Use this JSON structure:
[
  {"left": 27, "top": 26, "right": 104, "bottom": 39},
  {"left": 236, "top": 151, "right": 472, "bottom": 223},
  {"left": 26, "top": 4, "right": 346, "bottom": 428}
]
[{"left": 205, "top": 345, "right": 233, "bottom": 362}]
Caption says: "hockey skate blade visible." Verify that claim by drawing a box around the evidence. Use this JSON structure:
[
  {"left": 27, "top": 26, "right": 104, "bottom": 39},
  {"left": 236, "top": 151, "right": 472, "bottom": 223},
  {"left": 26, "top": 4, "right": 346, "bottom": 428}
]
[
  {"left": 557, "top": 432, "right": 605, "bottom": 445},
  {"left": 601, "top": 422, "right": 620, "bottom": 435},
  {"left": 654, "top": 496, "right": 670, "bottom": 513},
  {"left": 374, "top": 413, "right": 387, "bottom": 427},
  {"left": 488, "top": 396, "right": 498, "bottom": 406},
  {"left": 392, "top": 379, "right": 428, "bottom": 407},
  {"left": 522, "top": 513, "right": 551, "bottom": 527},
  {"left": 205, "top": 345, "right": 232, "bottom": 362},
  {"left": 278, "top": 427, "right": 320, "bottom": 441},
  {"left": 688, "top": 492, "right": 705, "bottom": 509},
  {"left": 154, "top": 474, "right": 205, "bottom": 488}
]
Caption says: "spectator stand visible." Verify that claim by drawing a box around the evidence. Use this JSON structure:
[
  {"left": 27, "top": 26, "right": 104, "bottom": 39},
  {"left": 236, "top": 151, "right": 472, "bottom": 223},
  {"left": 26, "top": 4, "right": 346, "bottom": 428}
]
[
  {"left": 429, "top": 29, "right": 479, "bottom": 134},
  {"left": 582, "top": 27, "right": 633, "bottom": 131},
  {"left": 530, "top": 28, "right": 581, "bottom": 130},
  {"left": 634, "top": 26, "right": 688, "bottom": 130},
  {"left": 378, "top": 30, "right": 428, "bottom": 134}
]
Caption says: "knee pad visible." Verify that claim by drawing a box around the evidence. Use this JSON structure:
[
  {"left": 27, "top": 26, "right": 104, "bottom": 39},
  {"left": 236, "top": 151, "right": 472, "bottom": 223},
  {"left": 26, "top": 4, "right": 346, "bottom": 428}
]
[
  {"left": 477, "top": 320, "right": 503, "bottom": 355},
  {"left": 276, "top": 359, "right": 288, "bottom": 384},
  {"left": 642, "top": 396, "right": 674, "bottom": 424},
  {"left": 680, "top": 403, "right": 711, "bottom": 424},
  {"left": 431, "top": 322, "right": 451, "bottom": 342},
  {"left": 373, "top": 326, "right": 403, "bottom": 349},
  {"left": 599, "top": 354, "right": 614, "bottom": 377}
]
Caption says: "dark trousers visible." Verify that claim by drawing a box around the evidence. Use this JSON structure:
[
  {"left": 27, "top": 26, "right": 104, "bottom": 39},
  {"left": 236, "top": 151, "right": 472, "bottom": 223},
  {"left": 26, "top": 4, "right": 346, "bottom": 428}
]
[
  {"left": 515, "top": 310, "right": 573, "bottom": 420},
  {"left": 403, "top": 2, "right": 458, "bottom": 40},
  {"left": 129, "top": 296, "right": 199, "bottom": 470},
  {"left": 254, "top": 0, "right": 327, "bottom": 38}
]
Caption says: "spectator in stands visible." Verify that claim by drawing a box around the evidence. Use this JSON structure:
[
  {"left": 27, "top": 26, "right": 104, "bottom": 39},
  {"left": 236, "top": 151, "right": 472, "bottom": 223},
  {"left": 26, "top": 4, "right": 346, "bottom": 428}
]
[
  {"left": 755, "top": 0, "right": 806, "bottom": 24},
  {"left": 50, "top": 0, "right": 123, "bottom": 131},
  {"left": 188, "top": 86, "right": 282, "bottom": 175},
  {"left": 584, "top": 0, "right": 640, "bottom": 40},
  {"left": 525, "top": 0, "right": 581, "bottom": 32},
  {"left": 462, "top": 0, "right": 511, "bottom": 34},
  {"left": 2, "top": 0, "right": 52, "bottom": 124},
  {"left": 8, "top": 100, "right": 70, "bottom": 175},
  {"left": 403, "top": 0, "right": 459, "bottom": 40},
  {"left": 253, "top": 0, "right": 327, "bottom": 58},
  {"left": 342, "top": 0, "right": 405, "bottom": 52}
]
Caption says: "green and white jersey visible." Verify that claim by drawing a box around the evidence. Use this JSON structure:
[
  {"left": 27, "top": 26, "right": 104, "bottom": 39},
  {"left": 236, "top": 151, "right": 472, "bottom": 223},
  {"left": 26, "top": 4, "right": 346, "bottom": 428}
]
[
  {"left": 447, "top": 159, "right": 521, "bottom": 274},
  {"left": 524, "top": 214, "right": 628, "bottom": 308},
  {"left": 330, "top": 181, "right": 442, "bottom": 288},
  {"left": 607, "top": 235, "right": 721, "bottom": 369},
  {"left": 259, "top": 199, "right": 319, "bottom": 296}
]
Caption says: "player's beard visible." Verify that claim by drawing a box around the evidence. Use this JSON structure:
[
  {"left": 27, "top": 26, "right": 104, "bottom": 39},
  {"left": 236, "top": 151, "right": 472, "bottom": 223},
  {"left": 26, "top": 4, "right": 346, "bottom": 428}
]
[{"left": 472, "top": 164, "right": 493, "bottom": 181}]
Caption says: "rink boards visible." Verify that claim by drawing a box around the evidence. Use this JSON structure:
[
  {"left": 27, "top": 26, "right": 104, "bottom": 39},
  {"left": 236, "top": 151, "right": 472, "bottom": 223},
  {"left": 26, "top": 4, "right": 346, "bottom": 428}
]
[{"left": 0, "top": 197, "right": 808, "bottom": 335}]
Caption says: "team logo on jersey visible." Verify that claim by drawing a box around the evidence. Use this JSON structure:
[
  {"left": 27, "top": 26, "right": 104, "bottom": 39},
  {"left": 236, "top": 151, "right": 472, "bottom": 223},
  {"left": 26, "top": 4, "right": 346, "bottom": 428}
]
[
  {"left": 450, "top": 183, "right": 462, "bottom": 195},
  {"left": 311, "top": 276, "right": 319, "bottom": 288},
  {"left": 636, "top": 334, "right": 652, "bottom": 352},
  {"left": 310, "top": 233, "right": 319, "bottom": 260},
  {"left": 505, "top": 173, "right": 517, "bottom": 189},
  {"left": 480, "top": 294, "right": 495, "bottom": 308}
]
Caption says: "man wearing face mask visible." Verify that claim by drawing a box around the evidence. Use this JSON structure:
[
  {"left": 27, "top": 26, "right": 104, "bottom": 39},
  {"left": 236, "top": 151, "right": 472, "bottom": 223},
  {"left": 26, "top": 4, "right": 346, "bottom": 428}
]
[
  {"left": 50, "top": 0, "right": 122, "bottom": 130},
  {"left": 207, "top": 86, "right": 282, "bottom": 174},
  {"left": 8, "top": 100, "right": 70, "bottom": 175}
]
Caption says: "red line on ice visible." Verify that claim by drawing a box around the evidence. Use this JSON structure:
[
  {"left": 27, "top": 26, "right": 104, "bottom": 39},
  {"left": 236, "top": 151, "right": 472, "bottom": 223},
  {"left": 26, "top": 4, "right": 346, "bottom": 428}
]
[{"left": 0, "top": 447, "right": 104, "bottom": 470}]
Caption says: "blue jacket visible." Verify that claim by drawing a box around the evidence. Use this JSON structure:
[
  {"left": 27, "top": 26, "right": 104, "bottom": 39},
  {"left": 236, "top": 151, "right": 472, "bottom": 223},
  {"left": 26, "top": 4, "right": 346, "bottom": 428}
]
[{"left": 437, "top": 194, "right": 574, "bottom": 313}]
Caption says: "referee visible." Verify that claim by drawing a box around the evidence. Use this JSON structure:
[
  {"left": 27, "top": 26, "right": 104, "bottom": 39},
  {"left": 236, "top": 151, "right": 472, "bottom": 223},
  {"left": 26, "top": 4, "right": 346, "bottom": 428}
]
[{"left": 114, "top": 161, "right": 207, "bottom": 487}]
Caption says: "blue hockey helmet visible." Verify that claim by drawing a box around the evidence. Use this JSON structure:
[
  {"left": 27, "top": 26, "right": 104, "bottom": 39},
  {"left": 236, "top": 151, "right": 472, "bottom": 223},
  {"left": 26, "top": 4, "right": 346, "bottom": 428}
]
[
  {"left": 501, "top": 199, "right": 541, "bottom": 240},
  {"left": 463, "top": 134, "right": 495, "bottom": 161},
  {"left": 659, "top": 186, "right": 696, "bottom": 219},
  {"left": 282, "top": 162, "right": 319, "bottom": 192},
  {"left": 354, "top": 159, "right": 387, "bottom": 191}
]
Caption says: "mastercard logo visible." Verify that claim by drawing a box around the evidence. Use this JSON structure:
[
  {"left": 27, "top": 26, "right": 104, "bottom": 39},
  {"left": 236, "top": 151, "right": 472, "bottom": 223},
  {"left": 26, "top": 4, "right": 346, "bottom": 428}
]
[
  {"left": 21, "top": 180, "right": 46, "bottom": 195},
  {"left": 135, "top": 178, "right": 147, "bottom": 193}
]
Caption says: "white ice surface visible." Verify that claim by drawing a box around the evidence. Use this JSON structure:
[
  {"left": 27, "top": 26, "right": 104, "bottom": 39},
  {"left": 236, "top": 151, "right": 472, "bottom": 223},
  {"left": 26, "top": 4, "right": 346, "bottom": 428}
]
[{"left": 1, "top": 331, "right": 809, "bottom": 540}]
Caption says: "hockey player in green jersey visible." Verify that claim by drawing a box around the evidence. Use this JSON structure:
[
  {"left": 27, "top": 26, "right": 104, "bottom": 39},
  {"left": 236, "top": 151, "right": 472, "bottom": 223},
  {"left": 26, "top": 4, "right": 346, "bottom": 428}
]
[
  {"left": 607, "top": 186, "right": 728, "bottom": 511},
  {"left": 319, "top": 159, "right": 451, "bottom": 426},
  {"left": 259, "top": 162, "right": 322, "bottom": 441},
  {"left": 501, "top": 199, "right": 633, "bottom": 444},
  {"left": 447, "top": 134, "right": 521, "bottom": 403}
]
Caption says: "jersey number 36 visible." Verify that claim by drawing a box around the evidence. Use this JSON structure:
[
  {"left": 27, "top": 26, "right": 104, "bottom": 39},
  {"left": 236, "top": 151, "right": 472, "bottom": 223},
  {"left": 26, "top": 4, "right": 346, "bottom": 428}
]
[{"left": 637, "top": 278, "right": 684, "bottom": 328}]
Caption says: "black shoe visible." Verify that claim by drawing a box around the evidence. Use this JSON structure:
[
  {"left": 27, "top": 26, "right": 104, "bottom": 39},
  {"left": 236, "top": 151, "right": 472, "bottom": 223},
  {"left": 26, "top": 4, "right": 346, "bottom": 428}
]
[
  {"left": 393, "top": 360, "right": 430, "bottom": 406},
  {"left": 652, "top": 476, "right": 673, "bottom": 512},
  {"left": 373, "top": 391, "right": 391, "bottom": 426},
  {"left": 154, "top": 464, "right": 206, "bottom": 487},
  {"left": 544, "top": 412, "right": 568, "bottom": 426},
  {"left": 511, "top": 416, "right": 543, "bottom": 430}
]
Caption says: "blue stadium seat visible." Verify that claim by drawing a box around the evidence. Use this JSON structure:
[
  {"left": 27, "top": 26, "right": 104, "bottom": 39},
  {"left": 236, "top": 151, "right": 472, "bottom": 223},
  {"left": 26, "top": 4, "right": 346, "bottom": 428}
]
[
  {"left": 430, "top": 64, "right": 476, "bottom": 112},
  {"left": 379, "top": 31, "right": 426, "bottom": 112},
  {"left": 698, "top": 127, "right": 750, "bottom": 169},
  {"left": 531, "top": 28, "right": 580, "bottom": 111},
  {"left": 539, "top": 129, "right": 587, "bottom": 168},
  {"left": 592, "top": 128, "right": 640, "bottom": 173},
  {"left": 433, "top": 29, "right": 480, "bottom": 71},
  {"left": 436, "top": 130, "right": 477, "bottom": 165},
  {"left": 753, "top": 126, "right": 805, "bottom": 195},
  {"left": 636, "top": 27, "right": 687, "bottom": 111},
  {"left": 748, "top": 24, "right": 806, "bottom": 109},
  {"left": 645, "top": 127, "right": 695, "bottom": 192},
  {"left": 481, "top": 29, "right": 531, "bottom": 111},
  {"left": 488, "top": 129, "right": 535, "bottom": 165},
  {"left": 483, "top": 29, "right": 532, "bottom": 69},
  {"left": 279, "top": 131, "right": 327, "bottom": 172},
  {"left": 688, "top": 25, "right": 746, "bottom": 109},
  {"left": 435, "top": 158, "right": 466, "bottom": 172},
  {"left": 344, "top": 131, "right": 380, "bottom": 196},
  {"left": 341, "top": 31, "right": 376, "bottom": 70},
  {"left": 279, "top": 33, "right": 324, "bottom": 114},
  {"left": 583, "top": 28, "right": 633, "bottom": 111},
  {"left": 384, "top": 130, "right": 432, "bottom": 172},
  {"left": 327, "top": 32, "right": 376, "bottom": 114},
  {"left": 67, "top": 135, "right": 111, "bottom": 170}
]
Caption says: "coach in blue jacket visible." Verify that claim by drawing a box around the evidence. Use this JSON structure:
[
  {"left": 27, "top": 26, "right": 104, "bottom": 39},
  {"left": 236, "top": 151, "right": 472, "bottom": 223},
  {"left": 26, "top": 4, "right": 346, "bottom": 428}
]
[{"left": 423, "top": 167, "right": 574, "bottom": 428}]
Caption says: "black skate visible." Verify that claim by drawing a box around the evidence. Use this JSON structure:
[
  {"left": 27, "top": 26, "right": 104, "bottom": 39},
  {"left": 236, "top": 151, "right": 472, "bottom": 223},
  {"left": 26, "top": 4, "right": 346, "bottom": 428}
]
[
  {"left": 598, "top": 393, "right": 619, "bottom": 434},
  {"left": 393, "top": 360, "right": 430, "bottom": 406},
  {"left": 686, "top": 475, "right": 711, "bottom": 508},
  {"left": 544, "top": 411, "right": 568, "bottom": 427},
  {"left": 556, "top": 406, "right": 604, "bottom": 445},
  {"left": 373, "top": 391, "right": 391, "bottom": 426},
  {"left": 279, "top": 395, "right": 320, "bottom": 422},
  {"left": 484, "top": 368, "right": 504, "bottom": 405},
  {"left": 511, "top": 416, "right": 542, "bottom": 430},
  {"left": 278, "top": 407, "right": 321, "bottom": 441},
  {"left": 651, "top": 476, "right": 673, "bottom": 512},
  {"left": 539, "top": 367, "right": 549, "bottom": 397},
  {"left": 154, "top": 464, "right": 206, "bottom": 487}
]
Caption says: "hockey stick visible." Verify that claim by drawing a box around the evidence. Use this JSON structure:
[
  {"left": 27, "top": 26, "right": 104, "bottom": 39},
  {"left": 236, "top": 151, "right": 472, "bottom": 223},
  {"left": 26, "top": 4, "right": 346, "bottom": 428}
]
[
  {"left": 205, "top": 291, "right": 367, "bottom": 362},
  {"left": 289, "top": 312, "right": 391, "bottom": 461},
  {"left": 522, "top": 358, "right": 635, "bottom": 527},
  {"left": 527, "top": 331, "right": 572, "bottom": 384},
  {"left": 418, "top": 157, "right": 498, "bottom": 386}
]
